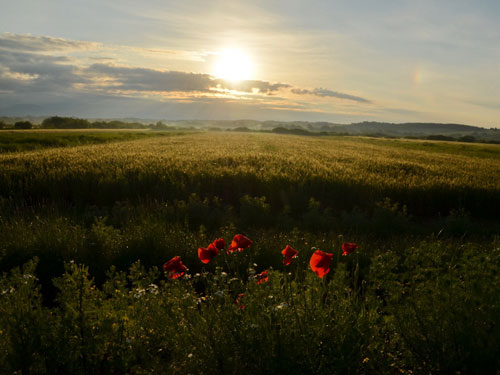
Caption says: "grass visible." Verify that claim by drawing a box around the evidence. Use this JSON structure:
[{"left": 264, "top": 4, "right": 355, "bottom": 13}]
[
  {"left": 0, "top": 130, "right": 185, "bottom": 153},
  {"left": 357, "top": 136, "right": 500, "bottom": 159},
  {"left": 0, "top": 130, "right": 499, "bottom": 374},
  {"left": 1, "top": 132, "right": 499, "bottom": 216}
]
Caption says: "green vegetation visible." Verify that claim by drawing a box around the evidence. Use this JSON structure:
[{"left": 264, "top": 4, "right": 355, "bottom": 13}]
[
  {"left": 1, "top": 132, "right": 498, "bottom": 216},
  {"left": 0, "top": 130, "right": 185, "bottom": 153},
  {"left": 41, "top": 116, "right": 150, "bottom": 129},
  {"left": 14, "top": 120, "right": 33, "bottom": 130},
  {"left": 0, "top": 131, "right": 499, "bottom": 373}
]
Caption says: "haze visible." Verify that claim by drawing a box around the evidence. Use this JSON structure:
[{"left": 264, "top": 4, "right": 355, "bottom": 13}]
[{"left": 1, "top": 0, "right": 499, "bottom": 127}]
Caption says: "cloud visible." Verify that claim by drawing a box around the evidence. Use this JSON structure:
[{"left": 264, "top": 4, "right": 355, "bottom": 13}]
[
  {"left": 87, "top": 64, "right": 214, "bottom": 92},
  {"left": 0, "top": 32, "right": 101, "bottom": 52},
  {"left": 215, "top": 79, "right": 290, "bottom": 94},
  {"left": 0, "top": 50, "right": 87, "bottom": 93},
  {"left": 291, "top": 87, "right": 370, "bottom": 103},
  {"left": 0, "top": 33, "right": 369, "bottom": 103},
  {"left": 86, "top": 63, "right": 291, "bottom": 94},
  {"left": 0, "top": 33, "right": 372, "bottom": 121}
]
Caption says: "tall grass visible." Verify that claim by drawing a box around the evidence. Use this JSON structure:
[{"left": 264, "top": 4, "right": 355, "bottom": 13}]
[
  {"left": 1, "top": 133, "right": 499, "bottom": 216},
  {"left": 0, "top": 132, "right": 499, "bottom": 373},
  {"left": 0, "top": 130, "right": 183, "bottom": 153}
]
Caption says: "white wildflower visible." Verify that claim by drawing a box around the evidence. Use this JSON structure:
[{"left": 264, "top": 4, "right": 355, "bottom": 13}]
[
  {"left": 1, "top": 287, "right": 15, "bottom": 295},
  {"left": 133, "top": 288, "right": 146, "bottom": 299},
  {"left": 147, "top": 284, "right": 159, "bottom": 295},
  {"left": 276, "top": 302, "right": 289, "bottom": 310}
]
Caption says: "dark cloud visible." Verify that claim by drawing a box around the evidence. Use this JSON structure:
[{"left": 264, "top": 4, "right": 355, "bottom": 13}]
[
  {"left": 0, "top": 32, "right": 99, "bottom": 52},
  {"left": 86, "top": 64, "right": 291, "bottom": 94},
  {"left": 0, "top": 51, "right": 87, "bottom": 93},
  {"left": 0, "top": 90, "right": 363, "bottom": 123},
  {"left": 87, "top": 64, "right": 215, "bottom": 92},
  {"left": 292, "top": 88, "right": 370, "bottom": 103},
  {"left": 0, "top": 50, "right": 70, "bottom": 67},
  {"left": 0, "top": 35, "right": 95, "bottom": 93}
]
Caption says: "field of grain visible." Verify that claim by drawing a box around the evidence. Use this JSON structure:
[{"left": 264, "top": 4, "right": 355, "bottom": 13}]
[
  {"left": 1, "top": 132, "right": 499, "bottom": 215},
  {"left": 0, "top": 131, "right": 499, "bottom": 374}
]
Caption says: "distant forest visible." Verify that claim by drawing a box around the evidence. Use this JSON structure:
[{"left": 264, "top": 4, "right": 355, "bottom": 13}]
[{"left": 1, "top": 116, "right": 499, "bottom": 144}]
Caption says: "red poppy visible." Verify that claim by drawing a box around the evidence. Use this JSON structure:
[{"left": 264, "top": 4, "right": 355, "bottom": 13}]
[
  {"left": 198, "top": 243, "right": 219, "bottom": 264},
  {"left": 256, "top": 270, "right": 269, "bottom": 285},
  {"left": 212, "top": 238, "right": 225, "bottom": 251},
  {"left": 234, "top": 293, "right": 245, "bottom": 310},
  {"left": 281, "top": 245, "right": 298, "bottom": 266},
  {"left": 227, "top": 234, "right": 252, "bottom": 253},
  {"left": 342, "top": 242, "right": 358, "bottom": 256},
  {"left": 163, "top": 256, "right": 188, "bottom": 279},
  {"left": 309, "top": 250, "right": 333, "bottom": 278}
]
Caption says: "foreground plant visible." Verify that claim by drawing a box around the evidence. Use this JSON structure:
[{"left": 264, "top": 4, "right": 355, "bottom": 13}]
[
  {"left": 342, "top": 242, "right": 358, "bottom": 256},
  {"left": 163, "top": 256, "right": 188, "bottom": 279},
  {"left": 309, "top": 250, "right": 333, "bottom": 278},
  {"left": 281, "top": 244, "right": 298, "bottom": 266},
  {"left": 227, "top": 234, "right": 253, "bottom": 253}
]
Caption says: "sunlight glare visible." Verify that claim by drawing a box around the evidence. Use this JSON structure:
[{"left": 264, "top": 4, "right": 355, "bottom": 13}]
[{"left": 214, "top": 48, "right": 254, "bottom": 82}]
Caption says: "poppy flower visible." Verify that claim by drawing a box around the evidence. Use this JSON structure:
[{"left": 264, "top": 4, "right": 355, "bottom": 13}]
[
  {"left": 309, "top": 250, "right": 333, "bottom": 278},
  {"left": 281, "top": 245, "right": 298, "bottom": 266},
  {"left": 198, "top": 243, "right": 219, "bottom": 264},
  {"left": 256, "top": 270, "right": 269, "bottom": 285},
  {"left": 163, "top": 256, "right": 188, "bottom": 279},
  {"left": 234, "top": 293, "right": 245, "bottom": 310},
  {"left": 212, "top": 238, "right": 225, "bottom": 251},
  {"left": 227, "top": 234, "right": 252, "bottom": 253},
  {"left": 342, "top": 242, "right": 358, "bottom": 256}
]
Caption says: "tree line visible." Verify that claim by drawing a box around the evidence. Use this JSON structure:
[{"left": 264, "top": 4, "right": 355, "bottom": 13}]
[{"left": 0, "top": 117, "right": 151, "bottom": 130}]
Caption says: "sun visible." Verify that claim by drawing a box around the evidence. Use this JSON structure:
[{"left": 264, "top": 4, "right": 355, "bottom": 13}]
[{"left": 214, "top": 48, "right": 254, "bottom": 82}]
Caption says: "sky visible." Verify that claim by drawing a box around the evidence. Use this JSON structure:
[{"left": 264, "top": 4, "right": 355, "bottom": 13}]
[{"left": 0, "top": 0, "right": 499, "bottom": 126}]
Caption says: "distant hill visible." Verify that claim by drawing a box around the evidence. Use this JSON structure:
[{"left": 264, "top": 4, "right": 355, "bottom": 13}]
[
  {"left": 179, "top": 119, "right": 500, "bottom": 142},
  {"left": 337, "top": 121, "right": 484, "bottom": 135},
  {"left": 1, "top": 115, "right": 498, "bottom": 143}
]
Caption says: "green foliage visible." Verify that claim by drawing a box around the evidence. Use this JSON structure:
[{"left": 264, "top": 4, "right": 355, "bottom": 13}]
[
  {"left": 1, "top": 239, "right": 498, "bottom": 373},
  {"left": 0, "top": 130, "right": 184, "bottom": 153},
  {"left": 239, "top": 195, "right": 271, "bottom": 227},
  {"left": 14, "top": 121, "right": 33, "bottom": 130},
  {"left": 42, "top": 116, "right": 91, "bottom": 129},
  {"left": 371, "top": 197, "right": 410, "bottom": 236},
  {"left": 0, "top": 131, "right": 499, "bottom": 373},
  {"left": 370, "top": 241, "right": 500, "bottom": 374},
  {"left": 0, "top": 258, "right": 48, "bottom": 374}
]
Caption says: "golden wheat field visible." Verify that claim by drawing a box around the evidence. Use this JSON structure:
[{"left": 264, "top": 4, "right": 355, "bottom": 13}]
[{"left": 2, "top": 132, "right": 499, "bottom": 190}]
